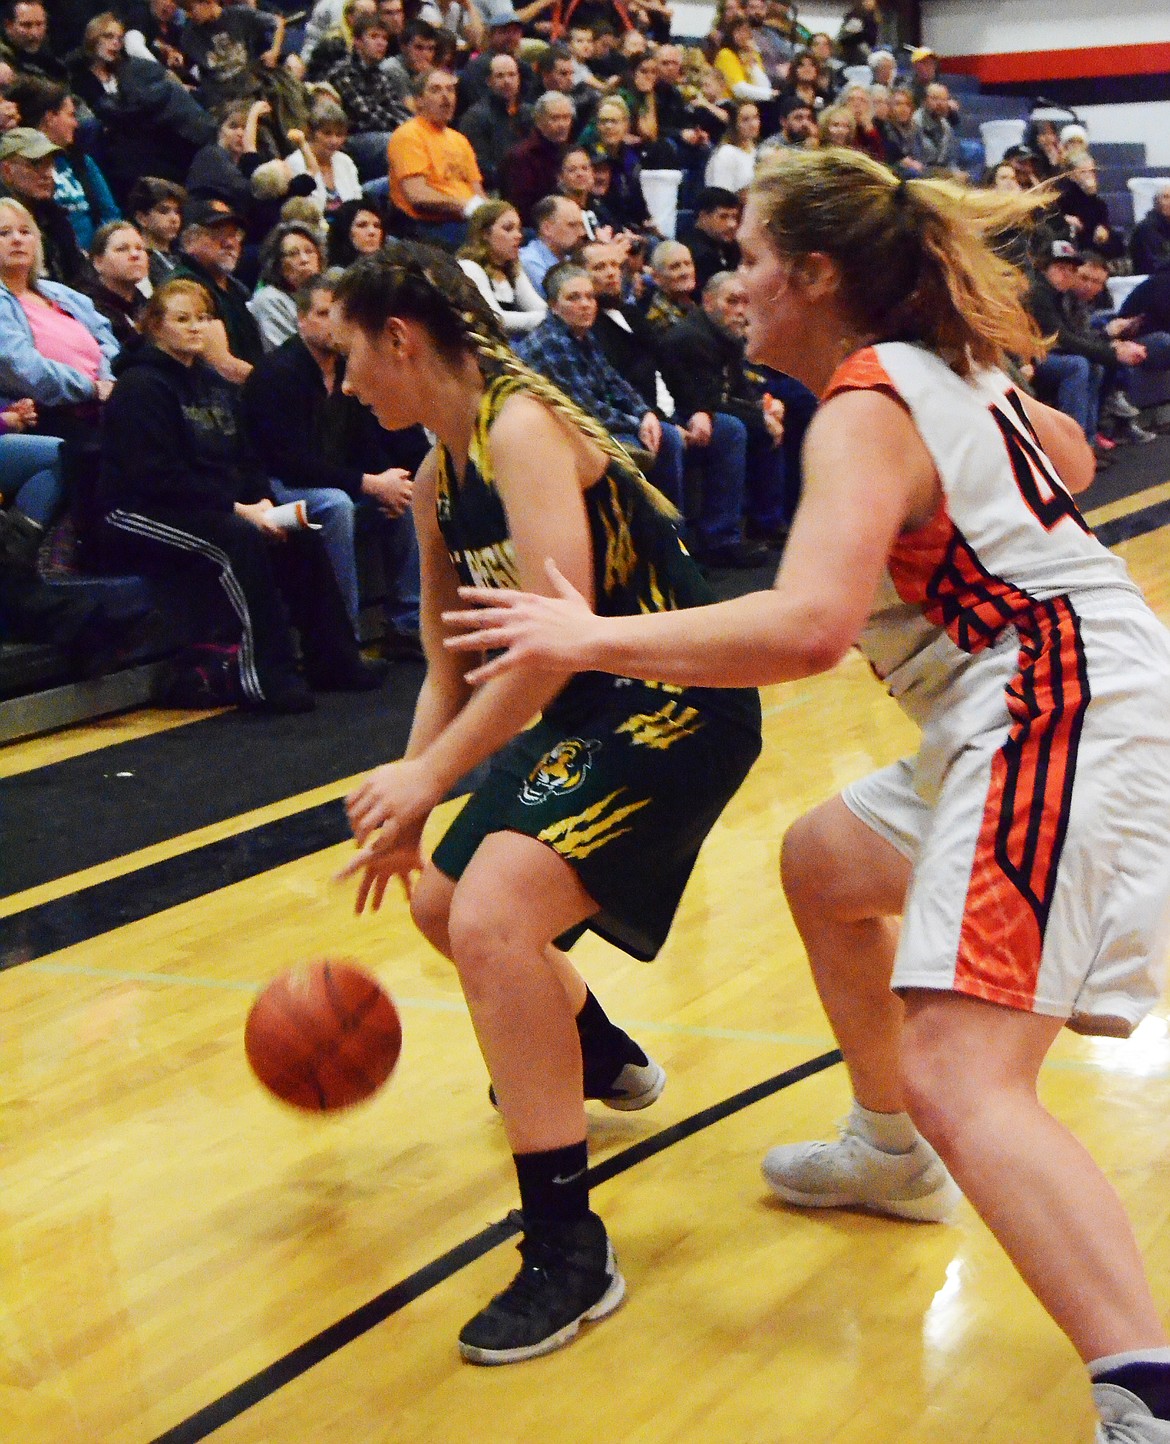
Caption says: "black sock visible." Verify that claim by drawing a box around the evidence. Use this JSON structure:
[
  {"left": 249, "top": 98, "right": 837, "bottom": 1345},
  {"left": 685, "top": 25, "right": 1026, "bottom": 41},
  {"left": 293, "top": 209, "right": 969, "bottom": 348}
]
[
  {"left": 576, "top": 989, "right": 647, "bottom": 1069},
  {"left": 514, "top": 1141, "right": 589, "bottom": 1225},
  {"left": 1095, "top": 1363, "right": 1170, "bottom": 1420}
]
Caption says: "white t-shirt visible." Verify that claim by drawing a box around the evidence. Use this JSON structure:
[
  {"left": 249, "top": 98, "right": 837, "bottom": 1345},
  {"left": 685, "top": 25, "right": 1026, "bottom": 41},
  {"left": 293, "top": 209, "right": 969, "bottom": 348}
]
[
  {"left": 704, "top": 143, "right": 756, "bottom": 194},
  {"left": 285, "top": 147, "right": 362, "bottom": 217},
  {"left": 457, "top": 258, "right": 547, "bottom": 335}
]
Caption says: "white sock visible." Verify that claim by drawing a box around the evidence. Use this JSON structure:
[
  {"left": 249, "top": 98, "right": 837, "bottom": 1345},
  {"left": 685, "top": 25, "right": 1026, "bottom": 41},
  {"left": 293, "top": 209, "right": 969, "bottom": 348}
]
[
  {"left": 1090, "top": 1348, "right": 1170, "bottom": 1376},
  {"left": 849, "top": 1101, "right": 920, "bottom": 1154}
]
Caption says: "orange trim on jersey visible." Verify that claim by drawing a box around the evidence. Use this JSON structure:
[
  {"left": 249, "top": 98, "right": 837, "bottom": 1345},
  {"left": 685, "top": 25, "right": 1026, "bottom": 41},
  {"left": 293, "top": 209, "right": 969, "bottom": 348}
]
[
  {"left": 822, "top": 346, "right": 900, "bottom": 403},
  {"left": 954, "top": 597, "right": 1090, "bottom": 1009}
]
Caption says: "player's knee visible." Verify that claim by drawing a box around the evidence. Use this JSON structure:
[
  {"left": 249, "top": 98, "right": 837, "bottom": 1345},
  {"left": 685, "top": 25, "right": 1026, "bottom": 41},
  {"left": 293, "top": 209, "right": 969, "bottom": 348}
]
[
  {"left": 780, "top": 809, "right": 842, "bottom": 913},
  {"left": 446, "top": 891, "right": 514, "bottom": 992},
  {"left": 900, "top": 1017, "right": 973, "bottom": 1152},
  {"left": 409, "top": 868, "right": 454, "bottom": 959}
]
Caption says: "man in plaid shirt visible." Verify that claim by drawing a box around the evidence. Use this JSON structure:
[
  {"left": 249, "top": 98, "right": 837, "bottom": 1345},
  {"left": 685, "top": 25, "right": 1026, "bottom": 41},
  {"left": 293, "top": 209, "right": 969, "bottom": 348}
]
[
  {"left": 324, "top": 14, "right": 410, "bottom": 177},
  {"left": 517, "top": 262, "right": 685, "bottom": 512}
]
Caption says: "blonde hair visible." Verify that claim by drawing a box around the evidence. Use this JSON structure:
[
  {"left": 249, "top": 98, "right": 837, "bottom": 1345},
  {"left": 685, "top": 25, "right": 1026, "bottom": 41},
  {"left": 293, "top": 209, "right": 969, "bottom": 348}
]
[
  {"left": 0, "top": 196, "right": 45, "bottom": 279},
  {"left": 750, "top": 148, "right": 1050, "bottom": 375},
  {"left": 140, "top": 278, "right": 215, "bottom": 339},
  {"left": 334, "top": 243, "right": 677, "bottom": 518}
]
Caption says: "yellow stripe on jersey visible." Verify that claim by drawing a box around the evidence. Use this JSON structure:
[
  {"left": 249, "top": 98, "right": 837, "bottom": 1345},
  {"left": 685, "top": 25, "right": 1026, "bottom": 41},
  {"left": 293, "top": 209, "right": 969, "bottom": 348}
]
[{"left": 539, "top": 787, "right": 652, "bottom": 859}]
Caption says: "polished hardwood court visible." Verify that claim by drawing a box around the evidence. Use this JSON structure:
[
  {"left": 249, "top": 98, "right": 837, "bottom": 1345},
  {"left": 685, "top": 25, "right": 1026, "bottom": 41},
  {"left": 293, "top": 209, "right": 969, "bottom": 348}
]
[{"left": 2, "top": 521, "right": 1169, "bottom": 1444}]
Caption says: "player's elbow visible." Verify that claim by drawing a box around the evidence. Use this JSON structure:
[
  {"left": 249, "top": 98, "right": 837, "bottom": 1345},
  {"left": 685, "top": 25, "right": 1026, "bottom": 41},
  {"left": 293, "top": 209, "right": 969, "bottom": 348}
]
[{"left": 794, "top": 624, "right": 852, "bottom": 677}]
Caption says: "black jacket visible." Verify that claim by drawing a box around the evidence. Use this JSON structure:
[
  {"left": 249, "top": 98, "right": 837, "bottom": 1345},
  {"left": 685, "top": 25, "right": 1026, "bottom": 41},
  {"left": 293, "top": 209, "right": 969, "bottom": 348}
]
[
  {"left": 1026, "top": 271, "right": 1115, "bottom": 367},
  {"left": 1120, "top": 267, "right": 1170, "bottom": 334},
  {"left": 241, "top": 337, "right": 428, "bottom": 496},
  {"left": 458, "top": 94, "right": 531, "bottom": 193},
  {"left": 681, "top": 226, "right": 741, "bottom": 295},
  {"left": 0, "top": 182, "right": 85, "bottom": 287},
  {"left": 99, "top": 344, "right": 265, "bottom": 514},
  {"left": 658, "top": 308, "right": 765, "bottom": 433},
  {"left": 592, "top": 303, "right": 661, "bottom": 410},
  {"left": 1130, "top": 210, "right": 1170, "bottom": 277}
]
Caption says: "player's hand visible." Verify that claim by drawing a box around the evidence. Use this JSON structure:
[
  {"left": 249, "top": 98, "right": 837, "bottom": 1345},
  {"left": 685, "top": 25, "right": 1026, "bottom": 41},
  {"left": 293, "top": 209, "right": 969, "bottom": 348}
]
[
  {"left": 341, "top": 832, "right": 424, "bottom": 914},
  {"left": 443, "top": 557, "right": 598, "bottom": 684},
  {"left": 344, "top": 758, "right": 436, "bottom": 850}
]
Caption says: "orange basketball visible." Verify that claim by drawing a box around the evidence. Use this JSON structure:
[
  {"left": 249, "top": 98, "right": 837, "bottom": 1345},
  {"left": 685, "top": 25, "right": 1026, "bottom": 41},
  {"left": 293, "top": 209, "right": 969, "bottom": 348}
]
[{"left": 244, "top": 960, "right": 402, "bottom": 1112}]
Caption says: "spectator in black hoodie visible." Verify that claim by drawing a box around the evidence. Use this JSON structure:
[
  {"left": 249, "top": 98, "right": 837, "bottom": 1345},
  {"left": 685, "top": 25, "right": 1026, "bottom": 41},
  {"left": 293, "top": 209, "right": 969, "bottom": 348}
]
[
  {"left": 99, "top": 277, "right": 382, "bottom": 712},
  {"left": 242, "top": 273, "right": 426, "bottom": 653}
]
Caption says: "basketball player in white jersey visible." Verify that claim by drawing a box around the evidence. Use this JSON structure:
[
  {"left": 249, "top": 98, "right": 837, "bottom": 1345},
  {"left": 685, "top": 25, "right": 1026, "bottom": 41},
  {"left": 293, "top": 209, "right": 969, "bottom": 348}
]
[{"left": 444, "top": 150, "right": 1170, "bottom": 1442}]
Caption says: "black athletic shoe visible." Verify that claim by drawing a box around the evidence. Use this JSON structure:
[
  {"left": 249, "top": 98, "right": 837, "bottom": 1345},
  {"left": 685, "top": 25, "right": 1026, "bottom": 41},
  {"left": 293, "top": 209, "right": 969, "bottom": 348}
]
[
  {"left": 488, "top": 1050, "right": 666, "bottom": 1113},
  {"left": 458, "top": 1212, "right": 625, "bottom": 1365}
]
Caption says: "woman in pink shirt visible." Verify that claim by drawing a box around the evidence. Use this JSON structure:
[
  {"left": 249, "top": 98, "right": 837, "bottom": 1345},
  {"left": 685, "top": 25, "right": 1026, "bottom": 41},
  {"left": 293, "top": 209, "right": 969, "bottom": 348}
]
[{"left": 0, "top": 196, "right": 120, "bottom": 420}]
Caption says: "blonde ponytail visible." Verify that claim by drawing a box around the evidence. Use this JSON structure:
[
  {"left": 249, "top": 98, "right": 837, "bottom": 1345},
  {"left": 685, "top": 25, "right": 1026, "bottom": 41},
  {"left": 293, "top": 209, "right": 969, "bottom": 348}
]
[{"left": 751, "top": 149, "right": 1051, "bottom": 375}]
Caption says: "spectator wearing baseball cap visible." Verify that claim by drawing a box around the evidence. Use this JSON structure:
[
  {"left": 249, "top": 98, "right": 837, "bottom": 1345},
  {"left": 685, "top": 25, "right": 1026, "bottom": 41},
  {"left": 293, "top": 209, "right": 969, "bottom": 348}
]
[
  {"left": 0, "top": 125, "right": 85, "bottom": 284},
  {"left": 172, "top": 194, "right": 264, "bottom": 382},
  {"left": 1026, "top": 236, "right": 1147, "bottom": 452}
]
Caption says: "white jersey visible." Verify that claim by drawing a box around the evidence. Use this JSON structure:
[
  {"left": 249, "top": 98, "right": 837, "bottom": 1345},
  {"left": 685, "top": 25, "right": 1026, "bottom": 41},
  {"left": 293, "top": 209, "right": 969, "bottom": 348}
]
[
  {"left": 830, "top": 343, "right": 1170, "bottom": 1033},
  {"left": 825, "top": 342, "right": 1144, "bottom": 729}
]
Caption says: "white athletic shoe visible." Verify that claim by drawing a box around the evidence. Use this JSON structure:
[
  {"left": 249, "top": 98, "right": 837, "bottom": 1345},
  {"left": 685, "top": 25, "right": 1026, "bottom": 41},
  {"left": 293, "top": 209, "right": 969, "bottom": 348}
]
[
  {"left": 1095, "top": 1384, "right": 1170, "bottom": 1442},
  {"left": 761, "top": 1120, "right": 962, "bottom": 1223}
]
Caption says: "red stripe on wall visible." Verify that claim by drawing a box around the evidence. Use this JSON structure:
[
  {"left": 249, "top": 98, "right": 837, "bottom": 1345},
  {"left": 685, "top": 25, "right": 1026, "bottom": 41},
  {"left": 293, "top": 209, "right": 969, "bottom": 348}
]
[{"left": 945, "top": 42, "right": 1170, "bottom": 84}]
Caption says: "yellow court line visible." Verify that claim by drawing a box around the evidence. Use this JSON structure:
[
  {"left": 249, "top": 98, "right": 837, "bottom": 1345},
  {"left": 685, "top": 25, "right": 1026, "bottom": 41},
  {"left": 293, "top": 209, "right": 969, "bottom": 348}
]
[
  {"left": 0, "top": 705, "right": 222, "bottom": 779},
  {"left": 1084, "top": 477, "right": 1170, "bottom": 529},
  {"left": 0, "top": 771, "right": 368, "bottom": 921}
]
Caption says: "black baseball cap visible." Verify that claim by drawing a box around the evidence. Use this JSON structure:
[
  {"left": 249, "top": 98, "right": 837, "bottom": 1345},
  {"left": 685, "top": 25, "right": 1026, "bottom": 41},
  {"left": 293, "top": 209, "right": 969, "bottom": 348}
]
[{"left": 182, "top": 195, "right": 246, "bottom": 230}]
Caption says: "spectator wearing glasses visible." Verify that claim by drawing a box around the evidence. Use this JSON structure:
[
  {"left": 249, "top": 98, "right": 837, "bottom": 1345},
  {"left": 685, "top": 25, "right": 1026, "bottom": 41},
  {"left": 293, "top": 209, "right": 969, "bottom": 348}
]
[{"left": 517, "top": 262, "right": 686, "bottom": 514}]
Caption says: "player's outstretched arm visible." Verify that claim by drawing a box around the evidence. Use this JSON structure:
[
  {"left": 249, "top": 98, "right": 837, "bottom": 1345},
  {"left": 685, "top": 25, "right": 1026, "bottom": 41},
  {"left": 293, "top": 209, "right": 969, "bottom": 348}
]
[{"left": 445, "top": 389, "right": 938, "bottom": 690}]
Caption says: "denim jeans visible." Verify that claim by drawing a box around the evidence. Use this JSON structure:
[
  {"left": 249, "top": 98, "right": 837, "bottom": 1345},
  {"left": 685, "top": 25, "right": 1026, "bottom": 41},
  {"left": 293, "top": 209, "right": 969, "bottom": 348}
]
[
  {"left": 270, "top": 479, "right": 360, "bottom": 628},
  {"left": 269, "top": 479, "right": 421, "bottom": 636},
  {"left": 0, "top": 432, "right": 65, "bottom": 525},
  {"left": 1031, "top": 353, "right": 1104, "bottom": 439}
]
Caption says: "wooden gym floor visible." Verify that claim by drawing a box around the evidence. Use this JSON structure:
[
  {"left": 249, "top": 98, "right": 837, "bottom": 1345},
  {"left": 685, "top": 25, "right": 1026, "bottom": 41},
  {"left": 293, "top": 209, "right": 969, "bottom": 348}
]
[{"left": 2, "top": 494, "right": 1169, "bottom": 1444}]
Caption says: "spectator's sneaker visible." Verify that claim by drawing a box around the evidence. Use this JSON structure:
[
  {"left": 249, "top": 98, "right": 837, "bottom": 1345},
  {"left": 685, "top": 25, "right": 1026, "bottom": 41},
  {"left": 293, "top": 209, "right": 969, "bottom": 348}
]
[
  {"left": 1115, "top": 419, "right": 1158, "bottom": 445},
  {"left": 489, "top": 1051, "right": 666, "bottom": 1113},
  {"left": 762, "top": 1120, "right": 962, "bottom": 1223},
  {"left": 1101, "top": 389, "right": 1142, "bottom": 421},
  {"left": 1095, "top": 1383, "right": 1170, "bottom": 1442},
  {"left": 258, "top": 679, "right": 316, "bottom": 714},
  {"left": 459, "top": 1211, "right": 625, "bottom": 1365},
  {"left": 1095, "top": 432, "right": 1118, "bottom": 451}
]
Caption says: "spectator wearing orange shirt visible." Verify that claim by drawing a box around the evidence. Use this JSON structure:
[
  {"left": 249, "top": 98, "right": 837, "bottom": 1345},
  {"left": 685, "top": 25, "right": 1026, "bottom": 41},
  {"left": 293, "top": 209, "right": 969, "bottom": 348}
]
[{"left": 386, "top": 68, "right": 484, "bottom": 247}]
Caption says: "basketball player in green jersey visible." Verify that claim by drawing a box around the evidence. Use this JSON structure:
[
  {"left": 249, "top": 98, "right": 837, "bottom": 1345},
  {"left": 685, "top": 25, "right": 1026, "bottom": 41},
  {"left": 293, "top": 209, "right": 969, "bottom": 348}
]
[{"left": 332, "top": 244, "right": 762, "bottom": 1366}]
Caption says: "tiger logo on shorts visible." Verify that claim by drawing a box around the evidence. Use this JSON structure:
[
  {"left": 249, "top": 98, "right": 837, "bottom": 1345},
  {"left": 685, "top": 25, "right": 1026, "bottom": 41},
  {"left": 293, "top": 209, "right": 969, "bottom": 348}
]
[{"left": 520, "top": 738, "right": 601, "bottom": 805}]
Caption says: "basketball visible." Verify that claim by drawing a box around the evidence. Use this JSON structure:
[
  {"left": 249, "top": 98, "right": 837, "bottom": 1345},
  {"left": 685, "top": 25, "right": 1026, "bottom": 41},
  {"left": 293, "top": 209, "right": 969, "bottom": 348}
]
[{"left": 244, "top": 960, "right": 402, "bottom": 1112}]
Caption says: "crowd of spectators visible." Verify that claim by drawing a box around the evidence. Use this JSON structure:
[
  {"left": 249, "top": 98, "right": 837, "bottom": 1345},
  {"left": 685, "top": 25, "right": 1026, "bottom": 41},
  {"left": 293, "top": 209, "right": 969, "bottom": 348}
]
[{"left": 1, "top": 0, "right": 1169, "bottom": 706}]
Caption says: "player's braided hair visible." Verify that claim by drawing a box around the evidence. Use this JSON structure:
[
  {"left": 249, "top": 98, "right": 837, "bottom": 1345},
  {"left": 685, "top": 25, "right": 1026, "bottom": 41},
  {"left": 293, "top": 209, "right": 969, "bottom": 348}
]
[{"left": 332, "top": 242, "right": 678, "bottom": 518}]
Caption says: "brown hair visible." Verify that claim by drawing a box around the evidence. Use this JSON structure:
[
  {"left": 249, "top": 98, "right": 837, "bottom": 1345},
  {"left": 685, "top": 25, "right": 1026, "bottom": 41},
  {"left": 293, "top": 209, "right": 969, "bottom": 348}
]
[
  {"left": 140, "top": 278, "right": 214, "bottom": 339},
  {"left": 750, "top": 148, "right": 1050, "bottom": 375},
  {"left": 458, "top": 199, "right": 519, "bottom": 279},
  {"left": 334, "top": 242, "right": 676, "bottom": 516}
]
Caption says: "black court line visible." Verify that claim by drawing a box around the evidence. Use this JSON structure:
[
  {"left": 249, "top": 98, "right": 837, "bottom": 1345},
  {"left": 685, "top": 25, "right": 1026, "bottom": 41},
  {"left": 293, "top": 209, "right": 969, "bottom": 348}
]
[
  {"left": 0, "top": 799, "right": 351, "bottom": 970},
  {"left": 149, "top": 1047, "right": 842, "bottom": 1444},
  {"left": 1095, "top": 496, "right": 1170, "bottom": 550}
]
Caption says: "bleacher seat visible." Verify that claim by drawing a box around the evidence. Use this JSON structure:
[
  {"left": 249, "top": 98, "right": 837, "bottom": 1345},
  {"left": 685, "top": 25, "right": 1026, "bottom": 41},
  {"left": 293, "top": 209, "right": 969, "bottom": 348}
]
[
  {"left": 640, "top": 169, "right": 684, "bottom": 239},
  {"left": 1129, "top": 176, "right": 1170, "bottom": 225},
  {"left": 1107, "top": 275, "right": 1148, "bottom": 309},
  {"left": 980, "top": 119, "right": 1026, "bottom": 168}
]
